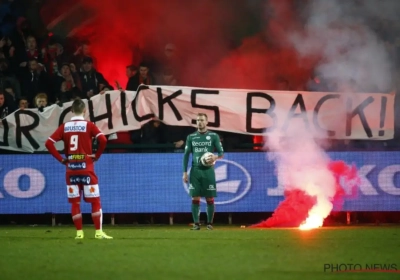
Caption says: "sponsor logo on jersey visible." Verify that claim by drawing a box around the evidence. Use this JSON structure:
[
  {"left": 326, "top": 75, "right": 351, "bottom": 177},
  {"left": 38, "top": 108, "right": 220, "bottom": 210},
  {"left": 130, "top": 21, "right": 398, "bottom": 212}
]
[
  {"left": 192, "top": 141, "right": 211, "bottom": 147},
  {"left": 64, "top": 126, "right": 86, "bottom": 132},
  {"left": 183, "top": 159, "right": 251, "bottom": 205},
  {"left": 69, "top": 175, "right": 91, "bottom": 185},
  {"left": 64, "top": 121, "right": 87, "bottom": 133},
  {"left": 195, "top": 147, "right": 210, "bottom": 153},
  {"left": 68, "top": 154, "right": 86, "bottom": 160},
  {"left": 192, "top": 141, "right": 212, "bottom": 153},
  {"left": 67, "top": 162, "right": 86, "bottom": 170}
]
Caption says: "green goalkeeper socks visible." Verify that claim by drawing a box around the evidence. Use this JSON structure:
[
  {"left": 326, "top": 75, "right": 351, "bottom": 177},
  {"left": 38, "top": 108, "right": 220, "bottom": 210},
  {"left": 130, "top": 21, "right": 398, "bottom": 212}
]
[
  {"left": 206, "top": 203, "right": 215, "bottom": 224},
  {"left": 191, "top": 201, "right": 214, "bottom": 224},
  {"left": 191, "top": 202, "right": 200, "bottom": 223}
]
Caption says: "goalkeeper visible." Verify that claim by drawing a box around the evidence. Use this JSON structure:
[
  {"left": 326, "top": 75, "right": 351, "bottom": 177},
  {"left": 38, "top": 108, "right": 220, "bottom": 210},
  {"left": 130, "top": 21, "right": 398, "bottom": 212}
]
[{"left": 182, "top": 113, "right": 224, "bottom": 230}]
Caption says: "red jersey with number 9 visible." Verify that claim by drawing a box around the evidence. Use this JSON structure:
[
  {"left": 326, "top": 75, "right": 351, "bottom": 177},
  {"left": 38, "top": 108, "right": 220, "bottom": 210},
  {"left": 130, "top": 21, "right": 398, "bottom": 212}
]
[{"left": 48, "top": 116, "right": 103, "bottom": 172}]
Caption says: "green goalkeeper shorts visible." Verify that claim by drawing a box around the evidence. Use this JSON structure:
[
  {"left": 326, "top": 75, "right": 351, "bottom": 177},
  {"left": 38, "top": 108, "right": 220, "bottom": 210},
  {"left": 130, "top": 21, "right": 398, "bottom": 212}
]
[{"left": 189, "top": 167, "right": 217, "bottom": 198}]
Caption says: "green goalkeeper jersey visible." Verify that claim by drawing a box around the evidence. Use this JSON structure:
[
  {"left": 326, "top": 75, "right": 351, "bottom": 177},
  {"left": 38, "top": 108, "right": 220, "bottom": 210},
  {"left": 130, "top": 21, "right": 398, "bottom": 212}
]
[{"left": 183, "top": 130, "right": 224, "bottom": 172}]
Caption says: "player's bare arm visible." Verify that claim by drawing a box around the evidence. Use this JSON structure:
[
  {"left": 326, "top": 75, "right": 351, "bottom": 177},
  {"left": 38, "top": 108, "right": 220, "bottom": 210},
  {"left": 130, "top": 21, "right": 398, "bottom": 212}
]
[{"left": 45, "top": 127, "right": 69, "bottom": 165}]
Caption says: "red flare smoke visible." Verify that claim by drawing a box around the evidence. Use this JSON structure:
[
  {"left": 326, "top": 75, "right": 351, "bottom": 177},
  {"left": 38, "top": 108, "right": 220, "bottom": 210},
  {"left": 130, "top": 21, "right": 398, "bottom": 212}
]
[
  {"left": 251, "top": 160, "right": 360, "bottom": 228},
  {"left": 252, "top": 189, "right": 317, "bottom": 228},
  {"left": 329, "top": 160, "right": 360, "bottom": 211},
  {"left": 40, "top": 0, "right": 318, "bottom": 90}
]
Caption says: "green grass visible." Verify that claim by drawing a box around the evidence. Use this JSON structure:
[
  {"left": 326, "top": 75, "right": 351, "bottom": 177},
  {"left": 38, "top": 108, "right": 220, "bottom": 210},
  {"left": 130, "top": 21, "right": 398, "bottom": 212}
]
[{"left": 0, "top": 225, "right": 399, "bottom": 280}]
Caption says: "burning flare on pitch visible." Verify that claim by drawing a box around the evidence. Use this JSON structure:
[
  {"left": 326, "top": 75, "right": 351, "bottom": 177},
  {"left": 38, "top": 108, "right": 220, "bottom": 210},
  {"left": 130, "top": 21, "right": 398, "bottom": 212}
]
[
  {"left": 251, "top": 160, "right": 360, "bottom": 229},
  {"left": 299, "top": 210, "right": 324, "bottom": 230},
  {"left": 298, "top": 186, "right": 330, "bottom": 230},
  {"left": 250, "top": 125, "right": 360, "bottom": 230},
  {"left": 298, "top": 162, "right": 360, "bottom": 231}
]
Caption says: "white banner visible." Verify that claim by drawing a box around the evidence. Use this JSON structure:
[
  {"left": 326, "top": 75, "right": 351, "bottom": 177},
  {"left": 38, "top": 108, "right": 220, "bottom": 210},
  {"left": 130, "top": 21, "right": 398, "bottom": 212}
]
[{"left": 0, "top": 86, "right": 395, "bottom": 153}]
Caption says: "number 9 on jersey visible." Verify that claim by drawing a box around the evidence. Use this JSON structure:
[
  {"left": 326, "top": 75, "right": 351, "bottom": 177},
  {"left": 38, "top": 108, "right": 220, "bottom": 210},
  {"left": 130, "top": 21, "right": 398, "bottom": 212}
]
[{"left": 70, "top": 135, "right": 79, "bottom": 151}]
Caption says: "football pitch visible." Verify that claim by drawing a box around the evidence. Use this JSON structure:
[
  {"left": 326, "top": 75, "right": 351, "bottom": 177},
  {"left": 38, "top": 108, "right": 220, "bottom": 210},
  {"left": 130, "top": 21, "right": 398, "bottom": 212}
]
[{"left": 0, "top": 225, "right": 398, "bottom": 280}]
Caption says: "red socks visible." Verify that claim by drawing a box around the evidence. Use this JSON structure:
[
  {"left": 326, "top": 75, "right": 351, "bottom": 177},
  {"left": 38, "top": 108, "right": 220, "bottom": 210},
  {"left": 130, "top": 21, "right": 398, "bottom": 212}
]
[
  {"left": 71, "top": 202, "right": 102, "bottom": 230},
  {"left": 71, "top": 203, "right": 82, "bottom": 230},
  {"left": 91, "top": 202, "right": 102, "bottom": 230}
]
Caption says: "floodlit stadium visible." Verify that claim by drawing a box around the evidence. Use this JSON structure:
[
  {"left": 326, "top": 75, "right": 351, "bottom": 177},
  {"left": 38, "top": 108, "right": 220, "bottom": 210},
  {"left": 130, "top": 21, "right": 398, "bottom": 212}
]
[{"left": 0, "top": 0, "right": 400, "bottom": 279}]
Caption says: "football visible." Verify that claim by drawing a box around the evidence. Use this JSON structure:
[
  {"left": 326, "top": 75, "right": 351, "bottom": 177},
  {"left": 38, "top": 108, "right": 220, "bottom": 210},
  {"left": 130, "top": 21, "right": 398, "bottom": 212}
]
[{"left": 200, "top": 152, "right": 215, "bottom": 167}]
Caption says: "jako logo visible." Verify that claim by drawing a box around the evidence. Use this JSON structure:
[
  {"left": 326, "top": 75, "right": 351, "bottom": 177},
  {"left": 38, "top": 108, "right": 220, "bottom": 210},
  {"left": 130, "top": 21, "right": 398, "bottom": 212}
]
[
  {"left": 0, "top": 168, "right": 46, "bottom": 199},
  {"left": 183, "top": 159, "right": 251, "bottom": 204}
]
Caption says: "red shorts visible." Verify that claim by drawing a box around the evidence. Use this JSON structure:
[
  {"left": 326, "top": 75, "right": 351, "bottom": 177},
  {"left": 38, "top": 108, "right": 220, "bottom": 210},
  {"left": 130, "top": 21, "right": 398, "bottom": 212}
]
[{"left": 65, "top": 171, "right": 100, "bottom": 203}]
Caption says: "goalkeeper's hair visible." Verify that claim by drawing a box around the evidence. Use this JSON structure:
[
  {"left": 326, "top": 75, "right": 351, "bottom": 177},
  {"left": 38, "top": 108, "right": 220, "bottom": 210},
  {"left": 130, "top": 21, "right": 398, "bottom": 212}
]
[
  {"left": 71, "top": 98, "right": 86, "bottom": 114},
  {"left": 197, "top": 113, "right": 208, "bottom": 120}
]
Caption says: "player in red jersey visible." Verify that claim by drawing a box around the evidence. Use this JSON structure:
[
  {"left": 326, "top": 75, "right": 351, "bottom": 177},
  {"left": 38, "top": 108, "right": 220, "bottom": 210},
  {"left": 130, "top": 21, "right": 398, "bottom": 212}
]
[{"left": 45, "top": 98, "right": 113, "bottom": 239}]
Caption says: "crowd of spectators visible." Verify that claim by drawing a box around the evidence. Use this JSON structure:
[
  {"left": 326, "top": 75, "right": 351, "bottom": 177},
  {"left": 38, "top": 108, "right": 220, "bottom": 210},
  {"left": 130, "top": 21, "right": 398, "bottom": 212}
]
[{"left": 0, "top": 0, "right": 399, "bottom": 153}]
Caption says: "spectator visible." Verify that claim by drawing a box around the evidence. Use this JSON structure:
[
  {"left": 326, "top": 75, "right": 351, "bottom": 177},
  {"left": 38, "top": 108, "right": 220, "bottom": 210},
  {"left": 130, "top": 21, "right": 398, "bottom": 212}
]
[
  {"left": 141, "top": 117, "right": 166, "bottom": 144},
  {"left": 9, "top": 17, "right": 33, "bottom": 57},
  {"left": 34, "top": 92, "right": 48, "bottom": 109},
  {"left": 0, "top": 91, "right": 17, "bottom": 119},
  {"left": 137, "top": 62, "right": 155, "bottom": 85},
  {"left": 72, "top": 42, "right": 95, "bottom": 71},
  {"left": 18, "top": 96, "right": 29, "bottom": 109},
  {"left": 0, "top": 37, "right": 18, "bottom": 73},
  {"left": 20, "top": 58, "right": 49, "bottom": 105},
  {"left": 0, "top": 58, "right": 21, "bottom": 99},
  {"left": 164, "top": 125, "right": 194, "bottom": 152},
  {"left": 56, "top": 81, "right": 82, "bottom": 105},
  {"left": 154, "top": 43, "right": 181, "bottom": 82},
  {"left": 44, "top": 42, "right": 68, "bottom": 77},
  {"left": 125, "top": 65, "right": 139, "bottom": 91},
  {"left": 50, "top": 42, "right": 68, "bottom": 67},
  {"left": 3, "top": 80, "right": 17, "bottom": 102},
  {"left": 158, "top": 68, "right": 177, "bottom": 86},
  {"left": 53, "top": 63, "right": 81, "bottom": 95},
  {"left": 79, "top": 56, "right": 112, "bottom": 98},
  {"left": 139, "top": 117, "right": 167, "bottom": 152},
  {"left": 18, "top": 35, "right": 45, "bottom": 69}
]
